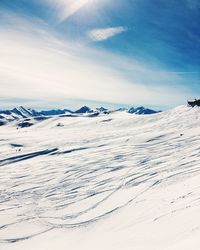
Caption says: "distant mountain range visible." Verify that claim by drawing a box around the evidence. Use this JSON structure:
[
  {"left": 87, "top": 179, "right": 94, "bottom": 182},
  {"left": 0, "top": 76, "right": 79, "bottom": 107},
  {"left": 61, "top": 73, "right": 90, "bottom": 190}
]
[
  {"left": 0, "top": 106, "right": 161, "bottom": 126},
  {"left": 128, "top": 106, "right": 159, "bottom": 115}
]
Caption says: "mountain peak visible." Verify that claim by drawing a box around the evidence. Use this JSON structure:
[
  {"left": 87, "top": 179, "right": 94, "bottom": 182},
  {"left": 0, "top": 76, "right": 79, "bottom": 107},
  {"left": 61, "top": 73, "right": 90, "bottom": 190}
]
[{"left": 75, "top": 106, "right": 92, "bottom": 114}]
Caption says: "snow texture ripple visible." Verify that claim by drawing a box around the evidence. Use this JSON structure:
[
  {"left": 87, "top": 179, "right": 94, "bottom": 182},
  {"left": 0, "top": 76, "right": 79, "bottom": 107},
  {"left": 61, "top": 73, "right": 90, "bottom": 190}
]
[{"left": 1, "top": 106, "right": 200, "bottom": 250}]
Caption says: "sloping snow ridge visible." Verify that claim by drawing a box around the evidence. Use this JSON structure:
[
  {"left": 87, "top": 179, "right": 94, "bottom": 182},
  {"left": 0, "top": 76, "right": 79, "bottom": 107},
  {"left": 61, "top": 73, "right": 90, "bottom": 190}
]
[{"left": 0, "top": 105, "right": 200, "bottom": 250}]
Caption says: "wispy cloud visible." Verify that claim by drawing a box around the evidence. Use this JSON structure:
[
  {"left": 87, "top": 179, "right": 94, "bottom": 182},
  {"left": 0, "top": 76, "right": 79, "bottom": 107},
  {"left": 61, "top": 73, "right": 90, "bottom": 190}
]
[
  {"left": 0, "top": 14, "right": 194, "bottom": 109},
  {"left": 88, "top": 26, "right": 127, "bottom": 42}
]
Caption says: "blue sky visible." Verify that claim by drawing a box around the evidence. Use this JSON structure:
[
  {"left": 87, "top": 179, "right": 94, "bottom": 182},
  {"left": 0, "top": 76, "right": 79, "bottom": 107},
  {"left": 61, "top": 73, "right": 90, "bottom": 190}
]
[{"left": 0, "top": 0, "right": 199, "bottom": 110}]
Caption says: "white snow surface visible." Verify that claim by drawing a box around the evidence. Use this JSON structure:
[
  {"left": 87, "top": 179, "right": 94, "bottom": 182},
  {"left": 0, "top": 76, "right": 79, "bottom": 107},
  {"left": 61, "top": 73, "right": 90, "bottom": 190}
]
[{"left": 1, "top": 105, "right": 200, "bottom": 250}]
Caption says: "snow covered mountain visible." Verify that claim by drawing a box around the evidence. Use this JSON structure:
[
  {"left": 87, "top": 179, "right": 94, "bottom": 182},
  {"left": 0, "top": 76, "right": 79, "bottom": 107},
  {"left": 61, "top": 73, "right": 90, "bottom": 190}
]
[
  {"left": 0, "top": 106, "right": 160, "bottom": 125},
  {"left": 0, "top": 107, "right": 72, "bottom": 121},
  {"left": 1, "top": 105, "right": 200, "bottom": 250},
  {"left": 74, "top": 106, "right": 93, "bottom": 113},
  {"left": 128, "top": 106, "right": 160, "bottom": 114}
]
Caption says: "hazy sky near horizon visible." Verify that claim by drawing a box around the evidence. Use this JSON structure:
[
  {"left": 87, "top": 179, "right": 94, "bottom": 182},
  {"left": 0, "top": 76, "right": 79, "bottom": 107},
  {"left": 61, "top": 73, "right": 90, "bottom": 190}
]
[{"left": 0, "top": 0, "right": 199, "bottom": 109}]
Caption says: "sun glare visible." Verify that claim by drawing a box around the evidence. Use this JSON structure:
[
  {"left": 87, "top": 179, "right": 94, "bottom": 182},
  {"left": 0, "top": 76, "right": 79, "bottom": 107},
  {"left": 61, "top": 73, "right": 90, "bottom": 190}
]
[{"left": 60, "top": 0, "right": 94, "bottom": 20}]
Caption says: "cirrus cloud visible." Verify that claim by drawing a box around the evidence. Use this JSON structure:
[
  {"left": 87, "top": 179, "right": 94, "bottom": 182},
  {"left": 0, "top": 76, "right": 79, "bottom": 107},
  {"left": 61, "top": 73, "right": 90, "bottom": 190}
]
[{"left": 0, "top": 13, "right": 194, "bottom": 110}]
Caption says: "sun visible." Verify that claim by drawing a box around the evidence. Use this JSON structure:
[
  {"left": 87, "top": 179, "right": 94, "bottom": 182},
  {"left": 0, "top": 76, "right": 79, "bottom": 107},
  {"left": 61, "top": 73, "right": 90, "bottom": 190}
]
[{"left": 60, "top": 0, "right": 94, "bottom": 20}]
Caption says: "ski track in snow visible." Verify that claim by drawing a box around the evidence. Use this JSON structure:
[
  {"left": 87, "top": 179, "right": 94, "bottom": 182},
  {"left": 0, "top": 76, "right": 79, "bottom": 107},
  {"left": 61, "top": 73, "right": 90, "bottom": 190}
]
[{"left": 1, "top": 106, "right": 200, "bottom": 249}]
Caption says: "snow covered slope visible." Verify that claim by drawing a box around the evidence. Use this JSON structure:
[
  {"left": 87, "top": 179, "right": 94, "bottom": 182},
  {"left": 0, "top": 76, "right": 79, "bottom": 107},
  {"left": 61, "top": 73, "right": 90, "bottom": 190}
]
[{"left": 0, "top": 105, "right": 200, "bottom": 250}]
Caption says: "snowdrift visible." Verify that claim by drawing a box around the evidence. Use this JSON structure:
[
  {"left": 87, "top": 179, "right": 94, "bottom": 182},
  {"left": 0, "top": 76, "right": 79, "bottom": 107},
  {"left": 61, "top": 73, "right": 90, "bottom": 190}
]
[{"left": 0, "top": 105, "right": 200, "bottom": 250}]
